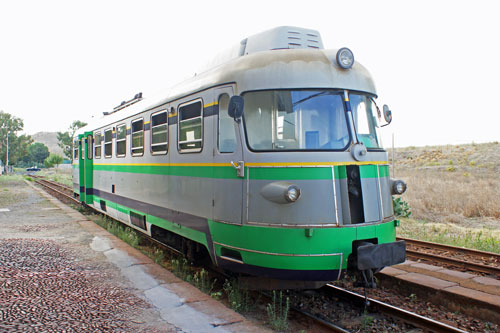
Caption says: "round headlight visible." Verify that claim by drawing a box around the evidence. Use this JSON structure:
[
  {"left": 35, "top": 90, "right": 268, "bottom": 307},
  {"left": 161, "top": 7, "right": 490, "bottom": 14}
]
[
  {"left": 392, "top": 180, "right": 407, "bottom": 195},
  {"left": 285, "top": 186, "right": 301, "bottom": 203},
  {"left": 336, "top": 47, "right": 354, "bottom": 69}
]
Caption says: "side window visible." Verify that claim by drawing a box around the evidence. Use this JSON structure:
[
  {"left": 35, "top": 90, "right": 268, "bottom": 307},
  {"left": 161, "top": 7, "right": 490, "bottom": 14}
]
[
  {"left": 131, "top": 118, "right": 144, "bottom": 156},
  {"left": 217, "top": 94, "right": 236, "bottom": 153},
  {"left": 94, "top": 132, "right": 102, "bottom": 159},
  {"left": 87, "top": 135, "right": 93, "bottom": 160},
  {"left": 73, "top": 140, "right": 78, "bottom": 160},
  {"left": 80, "top": 138, "right": 85, "bottom": 159},
  {"left": 178, "top": 100, "right": 202, "bottom": 152},
  {"left": 151, "top": 111, "right": 168, "bottom": 155},
  {"left": 104, "top": 128, "right": 112, "bottom": 158},
  {"left": 116, "top": 124, "right": 127, "bottom": 157}
]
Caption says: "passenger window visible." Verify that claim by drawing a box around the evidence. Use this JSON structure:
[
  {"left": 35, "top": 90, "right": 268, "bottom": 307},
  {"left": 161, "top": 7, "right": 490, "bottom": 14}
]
[
  {"left": 151, "top": 111, "right": 168, "bottom": 155},
  {"left": 73, "top": 140, "right": 78, "bottom": 160},
  {"left": 104, "top": 129, "right": 112, "bottom": 158},
  {"left": 217, "top": 94, "right": 236, "bottom": 153},
  {"left": 80, "top": 138, "right": 85, "bottom": 159},
  {"left": 87, "top": 135, "right": 93, "bottom": 160},
  {"left": 94, "top": 132, "right": 102, "bottom": 159},
  {"left": 116, "top": 124, "right": 126, "bottom": 157},
  {"left": 178, "top": 100, "right": 202, "bottom": 152},
  {"left": 131, "top": 119, "right": 144, "bottom": 156}
]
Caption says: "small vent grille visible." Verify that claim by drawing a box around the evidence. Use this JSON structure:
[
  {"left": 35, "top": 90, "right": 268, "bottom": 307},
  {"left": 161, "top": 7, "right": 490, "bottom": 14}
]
[{"left": 285, "top": 30, "right": 322, "bottom": 49}]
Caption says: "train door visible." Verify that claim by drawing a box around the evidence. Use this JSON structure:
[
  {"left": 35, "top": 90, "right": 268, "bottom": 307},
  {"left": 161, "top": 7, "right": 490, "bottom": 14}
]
[
  {"left": 83, "top": 131, "right": 94, "bottom": 205},
  {"left": 78, "top": 134, "right": 85, "bottom": 202},
  {"left": 212, "top": 86, "right": 245, "bottom": 224}
]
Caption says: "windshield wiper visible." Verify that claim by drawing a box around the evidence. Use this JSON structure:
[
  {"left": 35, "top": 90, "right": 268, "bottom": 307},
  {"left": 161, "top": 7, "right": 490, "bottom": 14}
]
[{"left": 292, "top": 91, "right": 334, "bottom": 107}]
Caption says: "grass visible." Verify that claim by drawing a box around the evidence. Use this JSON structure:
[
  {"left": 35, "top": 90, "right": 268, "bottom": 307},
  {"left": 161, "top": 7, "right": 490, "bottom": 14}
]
[
  {"left": 397, "top": 169, "right": 500, "bottom": 224},
  {"left": 398, "top": 217, "right": 500, "bottom": 254}
]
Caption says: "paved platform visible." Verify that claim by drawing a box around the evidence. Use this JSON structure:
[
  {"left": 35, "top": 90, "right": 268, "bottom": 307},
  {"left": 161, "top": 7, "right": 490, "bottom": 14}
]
[
  {"left": 380, "top": 259, "right": 500, "bottom": 324},
  {"left": 0, "top": 179, "right": 269, "bottom": 332}
]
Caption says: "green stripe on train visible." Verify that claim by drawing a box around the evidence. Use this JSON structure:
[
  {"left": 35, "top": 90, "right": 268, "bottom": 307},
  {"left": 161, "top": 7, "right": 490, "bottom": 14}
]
[{"left": 91, "top": 164, "right": 389, "bottom": 180}]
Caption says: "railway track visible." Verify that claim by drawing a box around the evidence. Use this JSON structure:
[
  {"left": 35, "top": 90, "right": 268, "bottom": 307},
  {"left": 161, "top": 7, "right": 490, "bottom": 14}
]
[
  {"left": 324, "top": 284, "right": 467, "bottom": 333},
  {"left": 398, "top": 236, "right": 500, "bottom": 277},
  {"left": 32, "top": 177, "right": 475, "bottom": 332}
]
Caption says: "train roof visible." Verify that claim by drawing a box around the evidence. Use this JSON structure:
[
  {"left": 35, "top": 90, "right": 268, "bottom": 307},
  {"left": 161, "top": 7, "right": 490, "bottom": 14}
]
[{"left": 76, "top": 26, "right": 377, "bottom": 136}]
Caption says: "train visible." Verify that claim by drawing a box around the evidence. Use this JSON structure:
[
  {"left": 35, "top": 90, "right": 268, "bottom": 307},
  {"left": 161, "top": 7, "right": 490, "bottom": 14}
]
[{"left": 73, "top": 26, "right": 407, "bottom": 289}]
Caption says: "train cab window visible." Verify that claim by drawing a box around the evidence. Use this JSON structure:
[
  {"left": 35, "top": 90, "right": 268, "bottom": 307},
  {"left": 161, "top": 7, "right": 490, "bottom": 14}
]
[
  {"left": 116, "top": 124, "right": 126, "bottom": 157},
  {"left": 73, "top": 140, "right": 78, "bottom": 160},
  {"left": 104, "top": 128, "right": 112, "bottom": 158},
  {"left": 94, "top": 132, "right": 102, "bottom": 159},
  {"left": 243, "top": 90, "right": 349, "bottom": 151},
  {"left": 349, "top": 94, "right": 382, "bottom": 149},
  {"left": 151, "top": 111, "right": 168, "bottom": 155},
  {"left": 217, "top": 94, "right": 236, "bottom": 153},
  {"left": 178, "top": 100, "right": 202, "bottom": 152},
  {"left": 131, "top": 118, "right": 144, "bottom": 156}
]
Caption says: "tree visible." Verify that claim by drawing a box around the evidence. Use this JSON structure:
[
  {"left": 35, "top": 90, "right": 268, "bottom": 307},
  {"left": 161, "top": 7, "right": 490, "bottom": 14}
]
[
  {"left": 0, "top": 111, "right": 24, "bottom": 167},
  {"left": 28, "top": 142, "right": 50, "bottom": 165},
  {"left": 57, "top": 120, "right": 87, "bottom": 160},
  {"left": 44, "top": 153, "right": 64, "bottom": 168},
  {"left": 9, "top": 134, "right": 33, "bottom": 165}
]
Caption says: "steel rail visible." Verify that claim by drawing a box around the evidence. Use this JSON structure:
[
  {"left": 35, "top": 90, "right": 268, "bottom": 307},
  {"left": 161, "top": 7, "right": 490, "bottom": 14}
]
[
  {"left": 325, "top": 284, "right": 467, "bottom": 333},
  {"left": 399, "top": 237, "right": 500, "bottom": 260},
  {"left": 399, "top": 237, "right": 500, "bottom": 277},
  {"left": 34, "top": 179, "right": 81, "bottom": 205},
  {"left": 405, "top": 249, "right": 500, "bottom": 277}
]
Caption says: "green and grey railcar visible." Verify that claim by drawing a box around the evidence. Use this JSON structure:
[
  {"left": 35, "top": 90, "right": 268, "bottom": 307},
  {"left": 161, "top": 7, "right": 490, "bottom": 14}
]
[{"left": 73, "top": 26, "right": 407, "bottom": 288}]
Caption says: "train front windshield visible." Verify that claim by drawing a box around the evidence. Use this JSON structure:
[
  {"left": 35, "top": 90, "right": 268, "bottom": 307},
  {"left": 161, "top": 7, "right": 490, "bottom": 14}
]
[{"left": 243, "top": 90, "right": 381, "bottom": 151}]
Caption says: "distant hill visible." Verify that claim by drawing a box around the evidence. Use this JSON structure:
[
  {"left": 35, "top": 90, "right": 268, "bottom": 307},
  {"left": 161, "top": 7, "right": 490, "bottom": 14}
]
[{"left": 31, "top": 132, "right": 65, "bottom": 156}]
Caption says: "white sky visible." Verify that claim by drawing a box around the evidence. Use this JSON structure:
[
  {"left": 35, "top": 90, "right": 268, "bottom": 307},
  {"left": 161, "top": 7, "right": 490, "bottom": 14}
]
[{"left": 1, "top": 0, "right": 499, "bottom": 148}]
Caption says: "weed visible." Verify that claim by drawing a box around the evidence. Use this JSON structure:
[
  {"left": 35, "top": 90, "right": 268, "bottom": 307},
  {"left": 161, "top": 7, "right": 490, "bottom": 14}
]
[
  {"left": 171, "top": 257, "right": 190, "bottom": 280},
  {"left": 266, "top": 290, "right": 289, "bottom": 331},
  {"left": 393, "top": 197, "right": 412, "bottom": 218},
  {"left": 446, "top": 166, "right": 456, "bottom": 172},
  {"left": 409, "top": 293, "right": 417, "bottom": 302},
  {"left": 210, "top": 291, "right": 223, "bottom": 300},
  {"left": 25, "top": 176, "right": 33, "bottom": 182},
  {"left": 361, "top": 310, "right": 374, "bottom": 329},
  {"left": 223, "top": 279, "right": 251, "bottom": 313},
  {"left": 150, "top": 247, "right": 165, "bottom": 265},
  {"left": 193, "top": 269, "right": 216, "bottom": 294}
]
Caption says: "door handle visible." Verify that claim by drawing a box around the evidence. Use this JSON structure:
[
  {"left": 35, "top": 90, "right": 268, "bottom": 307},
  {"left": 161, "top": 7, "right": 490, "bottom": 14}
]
[{"left": 231, "top": 160, "right": 245, "bottom": 178}]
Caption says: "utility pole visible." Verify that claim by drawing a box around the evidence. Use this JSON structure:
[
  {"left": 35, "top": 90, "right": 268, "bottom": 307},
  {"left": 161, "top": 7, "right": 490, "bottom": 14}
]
[{"left": 6, "top": 133, "right": 8, "bottom": 174}]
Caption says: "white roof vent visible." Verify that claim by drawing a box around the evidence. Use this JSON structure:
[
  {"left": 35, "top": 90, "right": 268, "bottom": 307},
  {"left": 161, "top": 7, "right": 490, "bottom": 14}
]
[{"left": 240, "top": 26, "right": 323, "bottom": 55}]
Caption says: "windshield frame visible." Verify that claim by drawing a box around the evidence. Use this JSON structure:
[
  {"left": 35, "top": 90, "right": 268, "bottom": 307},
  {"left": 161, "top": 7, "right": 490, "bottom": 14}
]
[
  {"left": 241, "top": 89, "right": 384, "bottom": 153},
  {"left": 241, "top": 89, "right": 352, "bottom": 153}
]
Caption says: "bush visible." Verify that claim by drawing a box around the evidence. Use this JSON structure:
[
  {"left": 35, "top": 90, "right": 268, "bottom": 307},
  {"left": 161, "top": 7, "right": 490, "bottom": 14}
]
[{"left": 393, "top": 197, "right": 412, "bottom": 218}]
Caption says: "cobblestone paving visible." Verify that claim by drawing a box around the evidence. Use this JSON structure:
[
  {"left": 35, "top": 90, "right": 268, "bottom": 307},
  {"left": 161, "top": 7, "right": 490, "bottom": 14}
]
[{"left": 0, "top": 180, "right": 171, "bottom": 332}]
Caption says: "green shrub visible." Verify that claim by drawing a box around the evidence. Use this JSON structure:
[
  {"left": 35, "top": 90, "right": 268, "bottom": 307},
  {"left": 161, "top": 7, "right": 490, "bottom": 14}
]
[{"left": 393, "top": 197, "right": 412, "bottom": 218}]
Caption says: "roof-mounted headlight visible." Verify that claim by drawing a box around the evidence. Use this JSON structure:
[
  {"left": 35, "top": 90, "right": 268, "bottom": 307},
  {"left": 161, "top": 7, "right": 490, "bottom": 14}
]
[
  {"left": 391, "top": 179, "right": 407, "bottom": 195},
  {"left": 336, "top": 47, "right": 354, "bottom": 69}
]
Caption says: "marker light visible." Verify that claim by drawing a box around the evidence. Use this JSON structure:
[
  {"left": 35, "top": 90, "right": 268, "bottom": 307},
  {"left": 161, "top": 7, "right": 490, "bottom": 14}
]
[
  {"left": 336, "top": 47, "right": 354, "bottom": 69},
  {"left": 391, "top": 179, "right": 407, "bottom": 195},
  {"left": 285, "top": 186, "right": 301, "bottom": 203}
]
